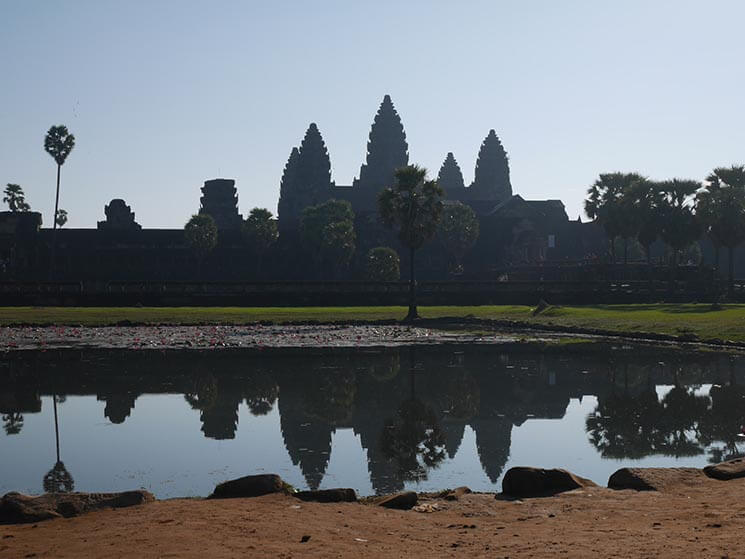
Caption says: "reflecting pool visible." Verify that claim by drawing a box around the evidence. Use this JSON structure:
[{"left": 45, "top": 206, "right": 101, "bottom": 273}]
[{"left": 2, "top": 345, "right": 743, "bottom": 498}]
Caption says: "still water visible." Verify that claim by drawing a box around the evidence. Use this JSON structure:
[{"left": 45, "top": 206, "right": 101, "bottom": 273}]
[{"left": 1, "top": 345, "right": 743, "bottom": 498}]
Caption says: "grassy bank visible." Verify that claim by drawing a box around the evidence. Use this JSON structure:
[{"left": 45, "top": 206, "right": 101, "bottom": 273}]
[{"left": 1, "top": 304, "right": 744, "bottom": 343}]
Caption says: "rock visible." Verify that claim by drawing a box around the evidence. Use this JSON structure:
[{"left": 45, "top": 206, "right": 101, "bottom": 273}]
[
  {"left": 502, "top": 467, "right": 596, "bottom": 498},
  {"left": 294, "top": 488, "right": 357, "bottom": 503},
  {"left": 377, "top": 491, "right": 418, "bottom": 510},
  {"left": 608, "top": 467, "right": 705, "bottom": 490},
  {"left": 443, "top": 487, "right": 472, "bottom": 501},
  {"left": 209, "top": 474, "right": 284, "bottom": 499},
  {"left": 704, "top": 458, "right": 745, "bottom": 481},
  {"left": 0, "top": 490, "right": 154, "bottom": 525}
]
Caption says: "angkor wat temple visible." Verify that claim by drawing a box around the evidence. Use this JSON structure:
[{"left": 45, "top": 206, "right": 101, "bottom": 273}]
[{"left": 0, "top": 95, "right": 604, "bottom": 283}]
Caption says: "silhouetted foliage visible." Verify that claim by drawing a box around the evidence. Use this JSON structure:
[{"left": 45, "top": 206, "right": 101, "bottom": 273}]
[
  {"left": 439, "top": 201, "right": 479, "bottom": 274},
  {"left": 380, "top": 397, "right": 446, "bottom": 483},
  {"left": 55, "top": 208, "right": 68, "bottom": 228},
  {"left": 44, "top": 125, "right": 75, "bottom": 227},
  {"left": 437, "top": 152, "right": 465, "bottom": 191},
  {"left": 658, "top": 179, "right": 702, "bottom": 278},
  {"left": 300, "top": 199, "right": 356, "bottom": 276},
  {"left": 354, "top": 94, "right": 409, "bottom": 192},
  {"left": 43, "top": 461, "right": 74, "bottom": 493},
  {"left": 242, "top": 208, "right": 278, "bottom": 277},
  {"left": 696, "top": 165, "right": 745, "bottom": 293},
  {"left": 584, "top": 172, "right": 646, "bottom": 263},
  {"left": 378, "top": 165, "right": 444, "bottom": 319},
  {"left": 2, "top": 412, "right": 24, "bottom": 435},
  {"left": 470, "top": 130, "right": 511, "bottom": 201},
  {"left": 365, "top": 246, "right": 400, "bottom": 281},
  {"left": 184, "top": 214, "right": 218, "bottom": 263},
  {"left": 3, "top": 184, "right": 30, "bottom": 212}
]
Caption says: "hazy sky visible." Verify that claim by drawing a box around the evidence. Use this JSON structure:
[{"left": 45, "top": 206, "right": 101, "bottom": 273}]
[{"left": 2, "top": 0, "right": 744, "bottom": 228}]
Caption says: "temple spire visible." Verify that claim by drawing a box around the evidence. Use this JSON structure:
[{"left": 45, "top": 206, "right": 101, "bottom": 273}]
[
  {"left": 437, "top": 152, "right": 465, "bottom": 191},
  {"left": 353, "top": 95, "right": 408, "bottom": 192},
  {"left": 296, "top": 123, "right": 333, "bottom": 203},
  {"left": 470, "top": 129, "right": 512, "bottom": 201},
  {"left": 277, "top": 147, "right": 300, "bottom": 232}
]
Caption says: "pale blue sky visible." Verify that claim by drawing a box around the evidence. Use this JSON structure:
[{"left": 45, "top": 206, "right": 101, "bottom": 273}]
[{"left": 2, "top": 0, "right": 744, "bottom": 228}]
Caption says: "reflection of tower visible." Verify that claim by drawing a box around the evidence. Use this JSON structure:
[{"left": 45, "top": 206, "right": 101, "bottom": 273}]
[
  {"left": 441, "top": 421, "right": 466, "bottom": 459},
  {"left": 277, "top": 379, "right": 332, "bottom": 490},
  {"left": 98, "top": 392, "right": 138, "bottom": 424},
  {"left": 470, "top": 418, "right": 512, "bottom": 483},
  {"left": 200, "top": 379, "right": 243, "bottom": 440}
]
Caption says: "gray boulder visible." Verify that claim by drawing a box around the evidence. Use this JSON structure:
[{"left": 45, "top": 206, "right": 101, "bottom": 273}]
[
  {"left": 0, "top": 490, "right": 154, "bottom": 524},
  {"left": 294, "top": 488, "right": 357, "bottom": 503},
  {"left": 502, "top": 467, "right": 596, "bottom": 497},
  {"left": 704, "top": 458, "right": 745, "bottom": 481},
  {"left": 210, "top": 474, "right": 284, "bottom": 499}
]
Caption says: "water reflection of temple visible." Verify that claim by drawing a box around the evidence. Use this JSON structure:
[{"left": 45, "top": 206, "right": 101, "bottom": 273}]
[{"left": 2, "top": 347, "right": 743, "bottom": 493}]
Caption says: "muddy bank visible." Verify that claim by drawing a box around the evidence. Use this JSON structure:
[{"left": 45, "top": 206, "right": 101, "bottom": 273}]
[{"left": 2, "top": 475, "right": 745, "bottom": 558}]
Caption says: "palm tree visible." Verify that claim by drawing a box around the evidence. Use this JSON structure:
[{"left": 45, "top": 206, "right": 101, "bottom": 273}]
[
  {"left": 657, "top": 179, "right": 702, "bottom": 289},
  {"left": 242, "top": 208, "right": 278, "bottom": 278},
  {"left": 696, "top": 165, "right": 745, "bottom": 295},
  {"left": 184, "top": 214, "right": 218, "bottom": 278},
  {"left": 3, "top": 183, "right": 30, "bottom": 212},
  {"left": 584, "top": 172, "right": 646, "bottom": 265},
  {"left": 378, "top": 165, "right": 444, "bottom": 320},
  {"left": 44, "top": 125, "right": 75, "bottom": 279}
]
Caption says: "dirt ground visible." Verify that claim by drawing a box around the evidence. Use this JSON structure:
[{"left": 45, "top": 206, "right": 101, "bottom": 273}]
[{"left": 2, "top": 476, "right": 745, "bottom": 559}]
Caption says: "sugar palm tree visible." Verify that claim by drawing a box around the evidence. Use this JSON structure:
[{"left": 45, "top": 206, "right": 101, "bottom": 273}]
[
  {"left": 378, "top": 165, "right": 444, "bottom": 320},
  {"left": 697, "top": 165, "right": 745, "bottom": 295},
  {"left": 44, "top": 125, "right": 75, "bottom": 278}
]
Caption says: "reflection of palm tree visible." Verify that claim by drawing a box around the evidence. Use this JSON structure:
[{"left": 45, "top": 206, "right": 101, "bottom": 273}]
[
  {"left": 43, "top": 460, "right": 74, "bottom": 493},
  {"left": 699, "top": 362, "right": 745, "bottom": 462},
  {"left": 379, "top": 362, "right": 446, "bottom": 483},
  {"left": 658, "top": 379, "right": 708, "bottom": 457},
  {"left": 2, "top": 412, "right": 24, "bottom": 435},
  {"left": 44, "top": 394, "right": 74, "bottom": 493},
  {"left": 244, "top": 371, "right": 278, "bottom": 416},
  {"left": 380, "top": 398, "right": 446, "bottom": 482},
  {"left": 587, "top": 385, "right": 664, "bottom": 459}
]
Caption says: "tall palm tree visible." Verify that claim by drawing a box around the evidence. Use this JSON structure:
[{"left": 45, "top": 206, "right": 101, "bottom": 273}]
[
  {"left": 697, "top": 165, "right": 745, "bottom": 295},
  {"left": 378, "top": 165, "right": 444, "bottom": 320},
  {"left": 44, "top": 125, "right": 75, "bottom": 279}
]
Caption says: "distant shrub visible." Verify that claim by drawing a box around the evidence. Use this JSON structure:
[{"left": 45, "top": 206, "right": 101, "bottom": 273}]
[{"left": 366, "top": 247, "right": 400, "bottom": 281}]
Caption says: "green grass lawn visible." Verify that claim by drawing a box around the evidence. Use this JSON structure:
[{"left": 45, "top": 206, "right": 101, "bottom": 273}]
[{"left": 1, "top": 304, "right": 743, "bottom": 343}]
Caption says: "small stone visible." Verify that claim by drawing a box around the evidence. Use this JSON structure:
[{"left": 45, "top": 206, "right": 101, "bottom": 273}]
[
  {"left": 300, "top": 535, "right": 311, "bottom": 543},
  {"left": 377, "top": 492, "right": 417, "bottom": 510}
]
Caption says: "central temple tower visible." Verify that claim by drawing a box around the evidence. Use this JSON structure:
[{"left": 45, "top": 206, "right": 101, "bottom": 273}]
[{"left": 352, "top": 95, "right": 409, "bottom": 194}]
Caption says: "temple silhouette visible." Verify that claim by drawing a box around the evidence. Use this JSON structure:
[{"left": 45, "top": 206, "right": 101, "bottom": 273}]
[{"left": 0, "top": 95, "right": 605, "bottom": 283}]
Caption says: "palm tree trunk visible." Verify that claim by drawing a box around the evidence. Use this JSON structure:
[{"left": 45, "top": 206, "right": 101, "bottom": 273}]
[
  {"left": 53, "top": 394, "right": 60, "bottom": 463},
  {"left": 406, "top": 246, "right": 418, "bottom": 321},
  {"left": 624, "top": 238, "right": 628, "bottom": 266},
  {"left": 728, "top": 245, "right": 735, "bottom": 297},
  {"left": 646, "top": 243, "right": 653, "bottom": 297},
  {"left": 49, "top": 164, "right": 61, "bottom": 280}
]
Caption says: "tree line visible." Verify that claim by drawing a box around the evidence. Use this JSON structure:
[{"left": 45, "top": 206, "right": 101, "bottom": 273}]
[
  {"left": 185, "top": 165, "right": 479, "bottom": 319},
  {"left": 584, "top": 166, "right": 745, "bottom": 294}
]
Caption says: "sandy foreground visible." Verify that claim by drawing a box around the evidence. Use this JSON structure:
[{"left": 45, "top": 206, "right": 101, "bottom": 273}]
[{"left": 2, "top": 476, "right": 745, "bottom": 559}]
